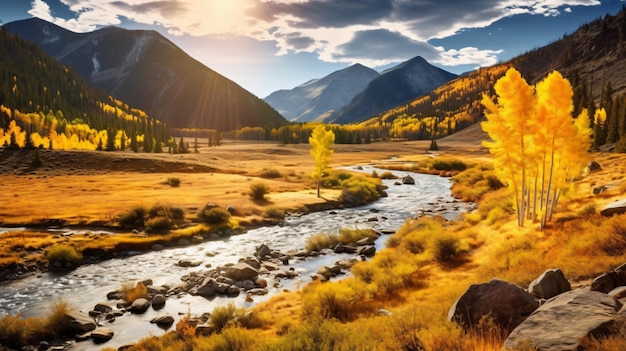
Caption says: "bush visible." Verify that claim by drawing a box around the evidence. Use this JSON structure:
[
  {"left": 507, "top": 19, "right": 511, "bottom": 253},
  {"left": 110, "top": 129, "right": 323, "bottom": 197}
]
[
  {"left": 340, "top": 176, "right": 384, "bottom": 206},
  {"left": 198, "top": 206, "right": 231, "bottom": 225},
  {"left": 432, "top": 235, "right": 461, "bottom": 262},
  {"left": 259, "top": 168, "right": 282, "bottom": 178},
  {"left": 117, "top": 206, "right": 147, "bottom": 229},
  {"left": 248, "top": 182, "right": 270, "bottom": 200},
  {"left": 378, "top": 171, "right": 398, "bottom": 179},
  {"left": 211, "top": 303, "right": 238, "bottom": 333},
  {"left": 338, "top": 228, "right": 378, "bottom": 244},
  {"left": 305, "top": 233, "right": 339, "bottom": 252},
  {"left": 432, "top": 158, "right": 467, "bottom": 171},
  {"left": 265, "top": 207, "right": 285, "bottom": 220},
  {"left": 149, "top": 204, "right": 185, "bottom": 220},
  {"left": 163, "top": 177, "right": 181, "bottom": 187},
  {"left": 145, "top": 216, "right": 174, "bottom": 234},
  {"left": 46, "top": 244, "right": 82, "bottom": 267},
  {"left": 31, "top": 150, "right": 43, "bottom": 167}
]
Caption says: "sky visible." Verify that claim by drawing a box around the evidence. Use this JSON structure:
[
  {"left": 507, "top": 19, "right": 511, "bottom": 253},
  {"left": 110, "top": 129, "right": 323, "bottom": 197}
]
[{"left": 1, "top": 0, "right": 625, "bottom": 98}]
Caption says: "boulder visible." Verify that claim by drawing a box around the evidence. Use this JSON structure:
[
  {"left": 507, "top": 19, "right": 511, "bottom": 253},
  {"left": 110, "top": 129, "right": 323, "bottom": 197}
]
[
  {"left": 196, "top": 278, "right": 218, "bottom": 298},
  {"left": 609, "top": 286, "right": 626, "bottom": 299},
  {"left": 147, "top": 285, "right": 169, "bottom": 295},
  {"left": 225, "top": 262, "right": 259, "bottom": 281},
  {"left": 333, "top": 243, "right": 345, "bottom": 253},
  {"left": 151, "top": 294, "right": 166, "bottom": 309},
  {"left": 528, "top": 268, "right": 571, "bottom": 299},
  {"left": 587, "top": 161, "right": 602, "bottom": 172},
  {"left": 93, "top": 302, "right": 114, "bottom": 313},
  {"left": 448, "top": 279, "right": 538, "bottom": 332},
  {"left": 357, "top": 246, "right": 376, "bottom": 257},
  {"left": 591, "top": 265, "right": 626, "bottom": 293},
  {"left": 90, "top": 327, "right": 114, "bottom": 343},
  {"left": 106, "top": 291, "right": 122, "bottom": 300},
  {"left": 401, "top": 175, "right": 415, "bottom": 185},
  {"left": 150, "top": 314, "right": 175, "bottom": 326},
  {"left": 255, "top": 244, "right": 271, "bottom": 259},
  {"left": 356, "top": 236, "right": 377, "bottom": 246},
  {"left": 503, "top": 290, "right": 623, "bottom": 351},
  {"left": 600, "top": 199, "right": 626, "bottom": 217},
  {"left": 64, "top": 311, "right": 97, "bottom": 334},
  {"left": 129, "top": 298, "right": 151, "bottom": 314},
  {"left": 176, "top": 260, "right": 202, "bottom": 267}
]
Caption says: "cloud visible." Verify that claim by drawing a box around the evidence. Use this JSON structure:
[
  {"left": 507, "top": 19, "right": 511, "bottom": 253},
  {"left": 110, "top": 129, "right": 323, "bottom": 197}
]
[{"left": 28, "top": 0, "right": 604, "bottom": 69}]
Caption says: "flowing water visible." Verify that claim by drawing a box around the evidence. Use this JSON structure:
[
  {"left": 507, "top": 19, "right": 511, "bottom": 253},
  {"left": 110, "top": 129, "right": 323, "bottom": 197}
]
[{"left": 0, "top": 166, "right": 472, "bottom": 350}]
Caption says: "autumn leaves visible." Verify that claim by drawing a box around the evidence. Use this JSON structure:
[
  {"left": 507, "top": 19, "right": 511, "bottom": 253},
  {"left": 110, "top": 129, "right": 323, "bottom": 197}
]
[{"left": 482, "top": 68, "right": 597, "bottom": 229}]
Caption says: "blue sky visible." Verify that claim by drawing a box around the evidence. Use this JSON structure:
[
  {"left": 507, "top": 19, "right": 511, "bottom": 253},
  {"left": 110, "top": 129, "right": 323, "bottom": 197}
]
[{"left": 1, "top": 0, "right": 625, "bottom": 98}]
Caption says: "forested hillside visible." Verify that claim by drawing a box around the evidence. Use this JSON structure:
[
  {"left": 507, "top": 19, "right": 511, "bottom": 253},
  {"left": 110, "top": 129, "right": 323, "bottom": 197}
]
[{"left": 0, "top": 26, "right": 167, "bottom": 151}]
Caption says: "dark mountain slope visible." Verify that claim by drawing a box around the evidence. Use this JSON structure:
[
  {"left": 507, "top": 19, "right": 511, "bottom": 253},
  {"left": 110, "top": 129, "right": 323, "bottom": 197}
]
[
  {"left": 264, "top": 63, "right": 379, "bottom": 122},
  {"left": 326, "top": 56, "right": 457, "bottom": 124},
  {"left": 5, "top": 18, "right": 286, "bottom": 131}
]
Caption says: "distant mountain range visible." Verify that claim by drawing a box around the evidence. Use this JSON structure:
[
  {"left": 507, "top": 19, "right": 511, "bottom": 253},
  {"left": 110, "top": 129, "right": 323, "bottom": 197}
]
[
  {"left": 5, "top": 18, "right": 286, "bottom": 131},
  {"left": 264, "top": 56, "right": 457, "bottom": 125},
  {"left": 326, "top": 56, "right": 457, "bottom": 124},
  {"left": 264, "top": 64, "right": 379, "bottom": 122}
]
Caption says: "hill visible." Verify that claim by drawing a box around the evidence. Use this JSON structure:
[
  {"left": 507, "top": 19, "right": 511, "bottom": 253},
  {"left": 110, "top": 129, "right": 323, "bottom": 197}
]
[
  {"left": 264, "top": 63, "right": 379, "bottom": 122},
  {"left": 326, "top": 56, "right": 457, "bottom": 125},
  {"left": 0, "top": 25, "right": 166, "bottom": 150},
  {"left": 4, "top": 18, "right": 287, "bottom": 131},
  {"left": 366, "top": 8, "right": 626, "bottom": 148}
]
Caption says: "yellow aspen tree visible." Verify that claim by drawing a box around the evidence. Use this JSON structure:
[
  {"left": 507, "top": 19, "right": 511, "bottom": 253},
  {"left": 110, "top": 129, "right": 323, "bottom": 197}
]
[
  {"left": 481, "top": 68, "right": 535, "bottom": 227},
  {"left": 309, "top": 124, "right": 335, "bottom": 198}
]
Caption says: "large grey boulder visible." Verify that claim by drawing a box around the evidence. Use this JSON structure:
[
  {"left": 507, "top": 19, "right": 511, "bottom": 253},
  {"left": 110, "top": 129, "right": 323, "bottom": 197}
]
[
  {"left": 129, "top": 298, "right": 151, "bottom": 314},
  {"left": 150, "top": 314, "right": 175, "bottom": 326},
  {"left": 528, "top": 268, "right": 571, "bottom": 299},
  {"left": 224, "top": 262, "right": 259, "bottom": 281},
  {"left": 503, "top": 289, "right": 623, "bottom": 351},
  {"left": 401, "top": 175, "right": 415, "bottom": 185},
  {"left": 64, "top": 311, "right": 97, "bottom": 334},
  {"left": 448, "top": 279, "right": 538, "bottom": 332},
  {"left": 600, "top": 199, "right": 626, "bottom": 217}
]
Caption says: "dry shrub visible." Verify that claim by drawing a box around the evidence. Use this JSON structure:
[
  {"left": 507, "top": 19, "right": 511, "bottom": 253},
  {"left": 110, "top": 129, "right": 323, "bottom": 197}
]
[
  {"left": 265, "top": 207, "right": 285, "bottom": 220},
  {"left": 259, "top": 168, "right": 282, "bottom": 179},
  {"left": 305, "top": 232, "right": 338, "bottom": 252},
  {"left": 301, "top": 280, "right": 368, "bottom": 322},
  {"left": 339, "top": 175, "right": 384, "bottom": 206},
  {"left": 46, "top": 244, "right": 82, "bottom": 267},
  {"left": 198, "top": 206, "right": 231, "bottom": 225},
  {"left": 248, "top": 182, "right": 270, "bottom": 200},
  {"left": 338, "top": 228, "right": 378, "bottom": 244},
  {"left": 117, "top": 205, "right": 147, "bottom": 229},
  {"left": 211, "top": 303, "right": 238, "bottom": 333},
  {"left": 0, "top": 301, "right": 68, "bottom": 348},
  {"left": 121, "top": 281, "right": 148, "bottom": 303},
  {"left": 378, "top": 171, "right": 398, "bottom": 179}
]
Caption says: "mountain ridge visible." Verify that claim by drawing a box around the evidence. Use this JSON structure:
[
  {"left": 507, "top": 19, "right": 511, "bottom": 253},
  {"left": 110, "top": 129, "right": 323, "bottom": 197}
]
[
  {"left": 264, "top": 63, "right": 379, "bottom": 122},
  {"left": 4, "top": 18, "right": 287, "bottom": 131}
]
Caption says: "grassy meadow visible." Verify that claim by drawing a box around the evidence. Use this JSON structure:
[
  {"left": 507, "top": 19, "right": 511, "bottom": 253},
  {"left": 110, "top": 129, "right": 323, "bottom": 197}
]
[{"left": 1, "top": 132, "right": 626, "bottom": 350}]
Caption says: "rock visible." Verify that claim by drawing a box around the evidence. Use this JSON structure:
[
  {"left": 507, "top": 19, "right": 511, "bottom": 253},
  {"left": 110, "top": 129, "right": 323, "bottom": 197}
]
[
  {"left": 262, "top": 261, "right": 279, "bottom": 271},
  {"left": 196, "top": 278, "right": 218, "bottom": 298},
  {"left": 236, "top": 280, "right": 256, "bottom": 290},
  {"left": 591, "top": 265, "right": 626, "bottom": 293},
  {"left": 601, "top": 199, "right": 626, "bottom": 217},
  {"left": 177, "top": 238, "right": 190, "bottom": 246},
  {"left": 401, "top": 175, "right": 415, "bottom": 185},
  {"left": 528, "top": 268, "right": 571, "bottom": 299},
  {"left": 247, "top": 288, "right": 268, "bottom": 296},
  {"left": 256, "top": 244, "right": 271, "bottom": 259},
  {"left": 593, "top": 186, "right": 608, "bottom": 195},
  {"left": 335, "top": 258, "right": 358, "bottom": 269},
  {"left": 106, "top": 291, "right": 122, "bottom": 300},
  {"left": 118, "top": 343, "right": 136, "bottom": 351},
  {"left": 226, "top": 285, "right": 241, "bottom": 297},
  {"left": 356, "top": 236, "right": 377, "bottom": 246},
  {"left": 343, "top": 245, "right": 357, "bottom": 254},
  {"left": 91, "top": 327, "right": 114, "bottom": 343},
  {"left": 609, "top": 286, "right": 626, "bottom": 299},
  {"left": 176, "top": 260, "right": 202, "bottom": 267},
  {"left": 333, "top": 243, "right": 345, "bottom": 253},
  {"left": 152, "top": 244, "right": 164, "bottom": 251},
  {"left": 151, "top": 294, "right": 166, "bottom": 309},
  {"left": 587, "top": 161, "right": 601, "bottom": 172},
  {"left": 64, "top": 310, "right": 96, "bottom": 334},
  {"left": 357, "top": 246, "right": 376, "bottom": 257},
  {"left": 225, "top": 262, "right": 259, "bottom": 281},
  {"left": 94, "top": 302, "right": 113, "bottom": 313},
  {"left": 244, "top": 257, "right": 261, "bottom": 269},
  {"left": 448, "top": 279, "right": 538, "bottom": 332},
  {"left": 216, "top": 276, "right": 235, "bottom": 285},
  {"left": 377, "top": 309, "right": 393, "bottom": 316},
  {"left": 150, "top": 314, "right": 175, "bottom": 326},
  {"left": 147, "top": 285, "right": 169, "bottom": 295},
  {"left": 196, "top": 324, "right": 216, "bottom": 337},
  {"left": 255, "top": 278, "right": 268, "bottom": 288},
  {"left": 129, "top": 298, "right": 151, "bottom": 314},
  {"left": 503, "top": 290, "right": 623, "bottom": 351}
]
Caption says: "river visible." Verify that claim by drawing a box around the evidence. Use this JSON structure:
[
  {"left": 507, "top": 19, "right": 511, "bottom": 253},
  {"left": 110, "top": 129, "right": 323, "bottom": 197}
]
[{"left": 0, "top": 165, "right": 472, "bottom": 350}]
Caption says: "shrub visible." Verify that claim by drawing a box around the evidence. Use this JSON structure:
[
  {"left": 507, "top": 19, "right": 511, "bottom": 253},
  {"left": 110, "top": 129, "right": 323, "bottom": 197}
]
[
  {"left": 248, "top": 182, "right": 270, "bottom": 200},
  {"left": 145, "top": 216, "right": 174, "bottom": 234},
  {"left": 0, "top": 302, "right": 69, "bottom": 348},
  {"left": 338, "top": 228, "right": 378, "bottom": 244},
  {"left": 305, "top": 233, "right": 339, "bottom": 252},
  {"left": 117, "top": 206, "right": 147, "bottom": 229},
  {"left": 46, "top": 244, "right": 82, "bottom": 267},
  {"left": 163, "top": 177, "right": 181, "bottom": 187},
  {"left": 149, "top": 204, "right": 185, "bottom": 220},
  {"left": 378, "top": 171, "right": 398, "bottom": 179},
  {"left": 259, "top": 168, "right": 282, "bottom": 178},
  {"left": 302, "top": 281, "right": 365, "bottom": 322},
  {"left": 211, "top": 303, "right": 238, "bottom": 333},
  {"left": 31, "top": 150, "right": 43, "bottom": 167},
  {"left": 121, "top": 281, "right": 148, "bottom": 303},
  {"left": 432, "top": 158, "right": 467, "bottom": 171},
  {"left": 432, "top": 234, "right": 461, "bottom": 262},
  {"left": 265, "top": 207, "right": 285, "bottom": 220},
  {"left": 198, "top": 206, "right": 231, "bottom": 225},
  {"left": 340, "top": 175, "right": 383, "bottom": 206}
]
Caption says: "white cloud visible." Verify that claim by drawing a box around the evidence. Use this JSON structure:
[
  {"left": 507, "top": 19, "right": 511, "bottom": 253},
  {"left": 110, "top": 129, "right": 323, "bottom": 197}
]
[{"left": 27, "top": 0, "right": 605, "bottom": 70}]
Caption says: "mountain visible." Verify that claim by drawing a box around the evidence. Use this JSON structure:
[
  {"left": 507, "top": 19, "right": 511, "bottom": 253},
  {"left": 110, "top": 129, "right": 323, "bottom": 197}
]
[
  {"left": 4, "top": 18, "right": 286, "bottom": 131},
  {"left": 325, "top": 56, "right": 457, "bottom": 124},
  {"left": 363, "top": 7, "right": 626, "bottom": 146},
  {"left": 264, "top": 64, "right": 379, "bottom": 122}
]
